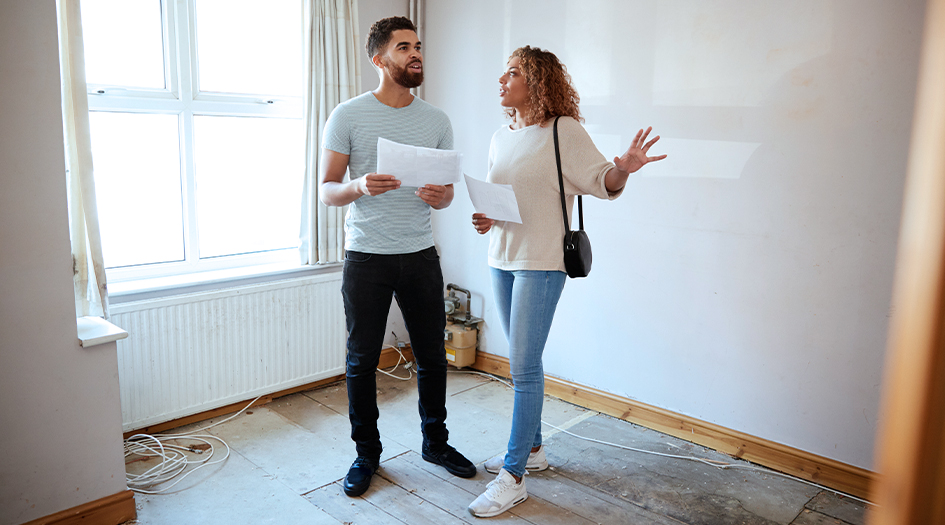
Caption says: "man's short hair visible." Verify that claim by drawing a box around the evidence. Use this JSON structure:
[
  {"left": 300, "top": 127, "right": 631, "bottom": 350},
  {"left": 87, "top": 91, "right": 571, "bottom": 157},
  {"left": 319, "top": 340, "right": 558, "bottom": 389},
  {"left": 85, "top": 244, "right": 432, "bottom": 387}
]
[{"left": 366, "top": 16, "right": 418, "bottom": 59}]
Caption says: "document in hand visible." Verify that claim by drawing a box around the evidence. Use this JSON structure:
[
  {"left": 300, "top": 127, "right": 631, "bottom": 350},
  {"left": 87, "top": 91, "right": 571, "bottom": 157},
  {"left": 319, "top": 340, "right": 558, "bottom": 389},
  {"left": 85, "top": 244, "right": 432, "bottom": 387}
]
[
  {"left": 375, "top": 137, "right": 463, "bottom": 188},
  {"left": 464, "top": 174, "right": 522, "bottom": 224}
]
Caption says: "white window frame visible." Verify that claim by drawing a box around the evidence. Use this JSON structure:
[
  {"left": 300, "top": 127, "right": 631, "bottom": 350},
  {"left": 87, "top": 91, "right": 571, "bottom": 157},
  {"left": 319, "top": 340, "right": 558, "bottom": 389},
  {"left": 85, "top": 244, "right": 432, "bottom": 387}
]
[{"left": 87, "top": 0, "right": 304, "bottom": 285}]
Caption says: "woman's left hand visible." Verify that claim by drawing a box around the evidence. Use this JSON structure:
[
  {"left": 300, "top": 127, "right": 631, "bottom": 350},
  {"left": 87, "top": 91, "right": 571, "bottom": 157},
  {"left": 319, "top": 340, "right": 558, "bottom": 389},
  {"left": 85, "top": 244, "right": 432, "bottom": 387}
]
[
  {"left": 472, "top": 213, "right": 494, "bottom": 234},
  {"left": 614, "top": 127, "right": 667, "bottom": 174}
]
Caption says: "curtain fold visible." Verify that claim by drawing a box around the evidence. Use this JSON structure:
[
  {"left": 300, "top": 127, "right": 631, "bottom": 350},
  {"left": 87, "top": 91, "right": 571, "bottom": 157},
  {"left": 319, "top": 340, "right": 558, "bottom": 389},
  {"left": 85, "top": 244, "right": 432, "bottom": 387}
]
[
  {"left": 58, "top": 0, "right": 108, "bottom": 318},
  {"left": 300, "top": 0, "right": 361, "bottom": 265},
  {"left": 409, "top": 0, "right": 424, "bottom": 100}
]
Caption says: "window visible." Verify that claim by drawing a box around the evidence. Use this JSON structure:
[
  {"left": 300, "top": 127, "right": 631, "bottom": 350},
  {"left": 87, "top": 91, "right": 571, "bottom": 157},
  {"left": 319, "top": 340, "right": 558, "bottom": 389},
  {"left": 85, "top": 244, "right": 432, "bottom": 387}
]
[{"left": 81, "top": 0, "right": 304, "bottom": 283}]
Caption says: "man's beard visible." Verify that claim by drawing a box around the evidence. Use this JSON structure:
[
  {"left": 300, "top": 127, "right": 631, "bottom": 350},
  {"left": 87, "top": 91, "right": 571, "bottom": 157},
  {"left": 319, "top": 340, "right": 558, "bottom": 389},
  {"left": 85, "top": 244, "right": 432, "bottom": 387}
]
[{"left": 386, "top": 58, "right": 423, "bottom": 88}]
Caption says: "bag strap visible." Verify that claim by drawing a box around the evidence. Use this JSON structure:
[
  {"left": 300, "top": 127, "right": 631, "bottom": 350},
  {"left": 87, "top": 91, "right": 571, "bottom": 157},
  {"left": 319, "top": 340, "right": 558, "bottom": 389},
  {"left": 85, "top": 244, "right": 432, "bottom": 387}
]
[{"left": 553, "top": 116, "right": 584, "bottom": 234}]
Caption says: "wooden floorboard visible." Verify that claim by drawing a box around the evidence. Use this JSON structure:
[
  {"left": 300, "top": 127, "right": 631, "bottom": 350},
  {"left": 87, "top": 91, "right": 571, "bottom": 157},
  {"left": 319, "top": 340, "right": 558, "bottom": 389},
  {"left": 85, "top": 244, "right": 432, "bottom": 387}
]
[
  {"left": 304, "top": 482, "right": 405, "bottom": 525},
  {"left": 791, "top": 508, "right": 858, "bottom": 525},
  {"left": 130, "top": 368, "right": 869, "bottom": 525},
  {"left": 362, "top": 474, "right": 469, "bottom": 525},
  {"left": 397, "top": 451, "right": 598, "bottom": 525},
  {"left": 526, "top": 468, "right": 683, "bottom": 525},
  {"left": 377, "top": 454, "right": 531, "bottom": 524}
]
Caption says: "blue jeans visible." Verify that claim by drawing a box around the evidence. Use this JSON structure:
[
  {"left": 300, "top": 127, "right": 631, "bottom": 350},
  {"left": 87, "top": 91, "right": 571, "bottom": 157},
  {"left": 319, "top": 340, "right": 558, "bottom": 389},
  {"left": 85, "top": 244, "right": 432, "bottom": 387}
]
[
  {"left": 491, "top": 267, "right": 567, "bottom": 478},
  {"left": 342, "top": 247, "right": 449, "bottom": 459}
]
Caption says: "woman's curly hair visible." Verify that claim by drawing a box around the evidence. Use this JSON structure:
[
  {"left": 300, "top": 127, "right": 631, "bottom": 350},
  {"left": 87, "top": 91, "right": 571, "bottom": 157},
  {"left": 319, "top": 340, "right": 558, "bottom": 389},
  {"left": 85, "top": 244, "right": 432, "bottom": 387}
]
[{"left": 506, "top": 46, "right": 583, "bottom": 124}]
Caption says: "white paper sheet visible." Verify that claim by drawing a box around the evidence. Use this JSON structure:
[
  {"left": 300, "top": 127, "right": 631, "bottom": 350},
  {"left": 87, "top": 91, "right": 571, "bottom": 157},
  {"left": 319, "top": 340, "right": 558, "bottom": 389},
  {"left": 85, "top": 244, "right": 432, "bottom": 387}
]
[
  {"left": 375, "top": 137, "right": 463, "bottom": 187},
  {"left": 464, "top": 174, "right": 522, "bottom": 224}
]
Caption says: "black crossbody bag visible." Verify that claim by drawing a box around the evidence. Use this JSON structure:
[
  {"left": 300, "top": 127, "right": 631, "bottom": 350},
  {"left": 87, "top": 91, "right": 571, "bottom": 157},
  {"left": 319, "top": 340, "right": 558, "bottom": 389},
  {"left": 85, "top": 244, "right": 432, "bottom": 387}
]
[{"left": 553, "top": 116, "right": 592, "bottom": 278}]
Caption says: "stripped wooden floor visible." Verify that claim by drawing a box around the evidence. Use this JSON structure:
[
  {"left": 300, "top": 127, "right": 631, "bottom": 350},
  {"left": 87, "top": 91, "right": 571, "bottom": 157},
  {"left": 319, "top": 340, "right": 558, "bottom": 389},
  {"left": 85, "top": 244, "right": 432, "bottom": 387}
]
[{"left": 126, "top": 371, "right": 867, "bottom": 525}]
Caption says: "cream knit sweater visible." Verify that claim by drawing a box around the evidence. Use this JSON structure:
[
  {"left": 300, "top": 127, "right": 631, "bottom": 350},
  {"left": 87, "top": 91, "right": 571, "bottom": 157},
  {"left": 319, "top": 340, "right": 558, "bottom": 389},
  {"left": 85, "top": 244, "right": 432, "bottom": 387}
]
[{"left": 486, "top": 116, "right": 623, "bottom": 272}]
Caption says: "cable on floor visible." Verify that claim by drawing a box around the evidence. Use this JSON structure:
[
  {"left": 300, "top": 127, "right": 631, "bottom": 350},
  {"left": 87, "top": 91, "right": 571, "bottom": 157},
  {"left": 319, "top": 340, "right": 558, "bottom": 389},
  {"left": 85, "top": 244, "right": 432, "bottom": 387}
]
[
  {"left": 376, "top": 345, "right": 413, "bottom": 381},
  {"left": 128, "top": 333, "right": 412, "bottom": 494},
  {"left": 124, "top": 395, "right": 262, "bottom": 494},
  {"left": 448, "top": 369, "right": 874, "bottom": 507}
]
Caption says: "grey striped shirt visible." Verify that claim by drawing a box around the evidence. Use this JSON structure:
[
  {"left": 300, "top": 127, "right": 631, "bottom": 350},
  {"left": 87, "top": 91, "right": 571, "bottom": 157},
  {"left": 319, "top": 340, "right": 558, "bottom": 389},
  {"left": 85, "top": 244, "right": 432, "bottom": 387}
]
[{"left": 323, "top": 92, "right": 454, "bottom": 254}]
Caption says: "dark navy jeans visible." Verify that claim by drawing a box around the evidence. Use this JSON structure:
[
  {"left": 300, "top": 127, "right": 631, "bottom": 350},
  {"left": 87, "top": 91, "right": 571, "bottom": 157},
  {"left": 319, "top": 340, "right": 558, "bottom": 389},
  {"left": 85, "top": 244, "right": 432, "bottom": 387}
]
[{"left": 341, "top": 246, "right": 449, "bottom": 459}]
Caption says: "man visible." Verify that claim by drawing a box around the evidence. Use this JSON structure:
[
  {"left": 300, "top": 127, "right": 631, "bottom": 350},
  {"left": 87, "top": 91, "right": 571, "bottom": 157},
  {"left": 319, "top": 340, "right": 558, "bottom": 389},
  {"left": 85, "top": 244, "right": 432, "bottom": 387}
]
[{"left": 319, "top": 16, "right": 476, "bottom": 497}]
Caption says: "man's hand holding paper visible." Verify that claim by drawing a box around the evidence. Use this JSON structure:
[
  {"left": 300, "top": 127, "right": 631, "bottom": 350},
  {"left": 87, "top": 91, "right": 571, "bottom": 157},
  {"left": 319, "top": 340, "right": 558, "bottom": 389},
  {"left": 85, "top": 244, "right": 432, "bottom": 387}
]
[
  {"left": 375, "top": 137, "right": 463, "bottom": 188},
  {"left": 356, "top": 173, "right": 401, "bottom": 196}
]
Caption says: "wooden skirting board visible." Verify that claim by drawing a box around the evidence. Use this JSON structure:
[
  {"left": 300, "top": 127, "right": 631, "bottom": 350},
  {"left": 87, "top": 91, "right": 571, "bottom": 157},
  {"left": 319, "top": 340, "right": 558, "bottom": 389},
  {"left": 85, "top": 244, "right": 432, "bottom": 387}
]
[
  {"left": 470, "top": 351, "right": 875, "bottom": 501},
  {"left": 22, "top": 490, "right": 136, "bottom": 525}
]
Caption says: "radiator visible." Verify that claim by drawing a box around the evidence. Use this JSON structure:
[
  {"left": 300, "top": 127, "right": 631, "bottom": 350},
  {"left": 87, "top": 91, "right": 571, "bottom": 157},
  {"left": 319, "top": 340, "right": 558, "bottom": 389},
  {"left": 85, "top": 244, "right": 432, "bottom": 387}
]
[{"left": 111, "top": 272, "right": 346, "bottom": 431}]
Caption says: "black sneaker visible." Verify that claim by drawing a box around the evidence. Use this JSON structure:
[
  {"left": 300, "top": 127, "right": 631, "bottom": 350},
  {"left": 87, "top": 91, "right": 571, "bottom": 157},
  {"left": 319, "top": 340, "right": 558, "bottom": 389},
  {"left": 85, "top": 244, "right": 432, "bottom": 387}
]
[
  {"left": 421, "top": 443, "right": 476, "bottom": 478},
  {"left": 343, "top": 456, "right": 379, "bottom": 497}
]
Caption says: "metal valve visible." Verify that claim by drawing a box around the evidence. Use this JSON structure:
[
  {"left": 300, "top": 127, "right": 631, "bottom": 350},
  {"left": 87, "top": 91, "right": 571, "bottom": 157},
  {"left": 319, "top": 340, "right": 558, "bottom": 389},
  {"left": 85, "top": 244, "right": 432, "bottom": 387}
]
[
  {"left": 445, "top": 292, "right": 461, "bottom": 316},
  {"left": 445, "top": 284, "right": 482, "bottom": 327}
]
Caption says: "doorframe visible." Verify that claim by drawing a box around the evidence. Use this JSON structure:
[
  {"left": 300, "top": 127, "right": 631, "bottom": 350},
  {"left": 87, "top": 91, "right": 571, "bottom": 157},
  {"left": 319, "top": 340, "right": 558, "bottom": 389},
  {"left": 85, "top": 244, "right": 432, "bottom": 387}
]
[{"left": 869, "top": 0, "right": 945, "bottom": 522}]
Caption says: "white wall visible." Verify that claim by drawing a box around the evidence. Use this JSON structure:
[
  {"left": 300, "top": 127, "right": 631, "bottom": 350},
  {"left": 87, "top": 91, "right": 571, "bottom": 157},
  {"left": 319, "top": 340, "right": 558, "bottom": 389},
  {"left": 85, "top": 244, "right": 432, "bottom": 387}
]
[
  {"left": 0, "top": 1, "right": 127, "bottom": 524},
  {"left": 424, "top": 0, "right": 926, "bottom": 470},
  {"left": 358, "top": 0, "right": 409, "bottom": 92}
]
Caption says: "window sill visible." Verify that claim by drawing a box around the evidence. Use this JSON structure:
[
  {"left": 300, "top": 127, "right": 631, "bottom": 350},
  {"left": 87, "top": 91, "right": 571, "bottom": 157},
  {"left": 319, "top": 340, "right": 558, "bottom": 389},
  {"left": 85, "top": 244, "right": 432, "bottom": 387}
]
[
  {"left": 77, "top": 316, "right": 129, "bottom": 347},
  {"left": 108, "top": 262, "right": 343, "bottom": 304}
]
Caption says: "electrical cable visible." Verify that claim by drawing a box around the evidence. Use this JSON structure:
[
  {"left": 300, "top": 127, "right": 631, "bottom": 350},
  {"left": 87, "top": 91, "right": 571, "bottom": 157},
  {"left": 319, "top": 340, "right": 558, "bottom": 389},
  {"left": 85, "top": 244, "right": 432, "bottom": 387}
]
[
  {"left": 123, "top": 395, "right": 262, "bottom": 494},
  {"left": 448, "top": 370, "right": 874, "bottom": 507},
  {"left": 376, "top": 344, "right": 413, "bottom": 381},
  {"left": 128, "top": 333, "right": 414, "bottom": 494},
  {"left": 376, "top": 332, "right": 414, "bottom": 381}
]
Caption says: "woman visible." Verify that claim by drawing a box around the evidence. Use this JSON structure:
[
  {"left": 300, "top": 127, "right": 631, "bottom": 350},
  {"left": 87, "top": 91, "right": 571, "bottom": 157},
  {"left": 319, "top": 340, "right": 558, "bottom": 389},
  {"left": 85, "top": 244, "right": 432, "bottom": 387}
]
[{"left": 467, "top": 46, "right": 666, "bottom": 518}]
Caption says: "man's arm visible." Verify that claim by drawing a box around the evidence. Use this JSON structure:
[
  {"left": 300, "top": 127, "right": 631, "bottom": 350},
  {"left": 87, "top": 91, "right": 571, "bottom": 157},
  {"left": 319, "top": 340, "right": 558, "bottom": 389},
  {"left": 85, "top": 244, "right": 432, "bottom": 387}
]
[{"left": 319, "top": 149, "right": 401, "bottom": 207}]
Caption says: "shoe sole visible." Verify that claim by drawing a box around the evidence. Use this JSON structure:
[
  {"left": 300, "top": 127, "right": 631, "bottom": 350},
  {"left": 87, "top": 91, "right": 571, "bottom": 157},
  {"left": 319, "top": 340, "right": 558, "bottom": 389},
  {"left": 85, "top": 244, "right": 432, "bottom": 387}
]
[
  {"left": 484, "top": 463, "right": 548, "bottom": 474},
  {"left": 467, "top": 493, "right": 528, "bottom": 518},
  {"left": 422, "top": 452, "right": 477, "bottom": 478},
  {"left": 343, "top": 484, "right": 370, "bottom": 497}
]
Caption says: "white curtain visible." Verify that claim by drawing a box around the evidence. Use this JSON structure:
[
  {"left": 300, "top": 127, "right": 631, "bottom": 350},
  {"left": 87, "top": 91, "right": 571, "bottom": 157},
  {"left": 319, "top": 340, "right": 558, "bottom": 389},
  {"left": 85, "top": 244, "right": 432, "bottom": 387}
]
[
  {"left": 299, "top": 0, "right": 361, "bottom": 265},
  {"left": 409, "top": 0, "right": 424, "bottom": 100},
  {"left": 58, "top": 0, "right": 108, "bottom": 318}
]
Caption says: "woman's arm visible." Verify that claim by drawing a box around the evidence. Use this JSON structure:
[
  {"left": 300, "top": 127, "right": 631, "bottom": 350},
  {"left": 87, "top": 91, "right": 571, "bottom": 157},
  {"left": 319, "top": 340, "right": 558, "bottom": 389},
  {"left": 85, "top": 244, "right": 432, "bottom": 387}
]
[{"left": 604, "top": 127, "right": 666, "bottom": 193}]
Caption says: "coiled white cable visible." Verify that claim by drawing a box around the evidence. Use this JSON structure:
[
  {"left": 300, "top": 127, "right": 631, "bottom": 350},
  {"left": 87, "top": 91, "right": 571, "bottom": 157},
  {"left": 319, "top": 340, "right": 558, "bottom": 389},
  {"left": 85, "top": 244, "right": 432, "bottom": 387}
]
[
  {"left": 124, "top": 395, "right": 262, "bottom": 494},
  {"left": 127, "top": 333, "right": 415, "bottom": 494}
]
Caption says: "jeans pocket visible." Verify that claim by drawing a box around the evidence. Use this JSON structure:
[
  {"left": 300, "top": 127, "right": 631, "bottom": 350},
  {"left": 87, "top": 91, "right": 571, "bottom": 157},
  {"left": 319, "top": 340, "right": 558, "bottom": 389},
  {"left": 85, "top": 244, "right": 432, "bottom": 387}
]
[
  {"left": 345, "top": 250, "right": 372, "bottom": 263},
  {"left": 419, "top": 246, "right": 439, "bottom": 261}
]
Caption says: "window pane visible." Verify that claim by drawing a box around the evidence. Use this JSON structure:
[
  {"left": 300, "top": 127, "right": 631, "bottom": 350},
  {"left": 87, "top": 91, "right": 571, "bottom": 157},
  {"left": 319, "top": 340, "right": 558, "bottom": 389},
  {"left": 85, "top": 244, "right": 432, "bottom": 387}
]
[
  {"left": 89, "top": 112, "right": 184, "bottom": 268},
  {"left": 193, "top": 116, "right": 303, "bottom": 258},
  {"left": 194, "top": 0, "right": 301, "bottom": 96},
  {"left": 80, "top": 0, "right": 165, "bottom": 89}
]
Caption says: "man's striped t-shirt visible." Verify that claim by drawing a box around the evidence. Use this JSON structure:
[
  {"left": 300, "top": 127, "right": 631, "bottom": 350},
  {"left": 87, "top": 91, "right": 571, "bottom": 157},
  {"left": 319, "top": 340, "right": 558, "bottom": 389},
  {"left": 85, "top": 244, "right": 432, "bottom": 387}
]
[{"left": 322, "top": 92, "right": 454, "bottom": 254}]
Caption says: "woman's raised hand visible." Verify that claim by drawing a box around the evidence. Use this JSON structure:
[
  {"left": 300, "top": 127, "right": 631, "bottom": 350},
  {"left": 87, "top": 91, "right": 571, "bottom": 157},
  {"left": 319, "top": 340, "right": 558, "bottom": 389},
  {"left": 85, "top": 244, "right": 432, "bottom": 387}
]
[
  {"left": 614, "top": 127, "right": 667, "bottom": 174},
  {"left": 472, "top": 213, "right": 494, "bottom": 235}
]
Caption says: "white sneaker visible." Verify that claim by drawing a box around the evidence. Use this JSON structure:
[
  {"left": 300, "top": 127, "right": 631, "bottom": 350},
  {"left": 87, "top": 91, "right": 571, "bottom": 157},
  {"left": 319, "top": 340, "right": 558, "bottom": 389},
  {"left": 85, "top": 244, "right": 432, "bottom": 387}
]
[
  {"left": 483, "top": 446, "right": 549, "bottom": 474},
  {"left": 468, "top": 468, "right": 528, "bottom": 518}
]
